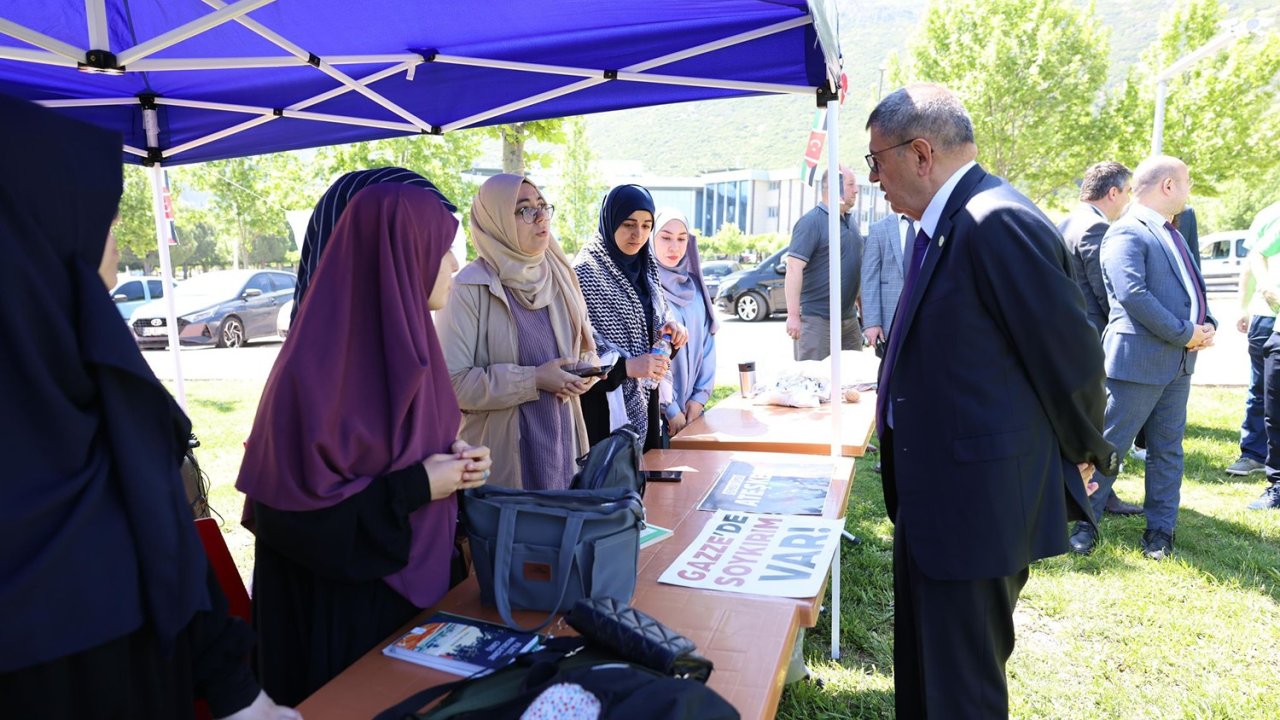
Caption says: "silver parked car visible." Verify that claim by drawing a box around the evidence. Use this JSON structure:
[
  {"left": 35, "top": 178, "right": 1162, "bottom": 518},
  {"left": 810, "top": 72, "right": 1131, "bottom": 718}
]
[{"left": 130, "top": 269, "right": 296, "bottom": 349}]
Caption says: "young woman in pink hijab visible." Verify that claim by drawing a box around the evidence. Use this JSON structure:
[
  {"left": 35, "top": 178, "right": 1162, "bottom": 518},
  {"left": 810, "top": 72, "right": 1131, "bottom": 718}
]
[
  {"left": 438, "top": 174, "right": 598, "bottom": 491},
  {"left": 236, "top": 183, "right": 491, "bottom": 705}
]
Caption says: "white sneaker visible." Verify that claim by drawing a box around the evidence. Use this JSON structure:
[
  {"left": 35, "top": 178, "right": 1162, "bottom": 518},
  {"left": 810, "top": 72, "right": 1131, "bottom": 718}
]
[{"left": 1130, "top": 446, "right": 1148, "bottom": 462}]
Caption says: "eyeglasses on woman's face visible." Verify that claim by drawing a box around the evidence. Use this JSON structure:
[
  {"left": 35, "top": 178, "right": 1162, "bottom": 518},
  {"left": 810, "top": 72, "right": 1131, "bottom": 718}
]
[{"left": 514, "top": 204, "right": 555, "bottom": 224}]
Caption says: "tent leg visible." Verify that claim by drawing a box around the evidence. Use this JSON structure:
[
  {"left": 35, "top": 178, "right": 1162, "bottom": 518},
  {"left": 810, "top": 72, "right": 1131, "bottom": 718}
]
[
  {"left": 147, "top": 163, "right": 185, "bottom": 409},
  {"left": 824, "top": 97, "right": 843, "bottom": 661}
]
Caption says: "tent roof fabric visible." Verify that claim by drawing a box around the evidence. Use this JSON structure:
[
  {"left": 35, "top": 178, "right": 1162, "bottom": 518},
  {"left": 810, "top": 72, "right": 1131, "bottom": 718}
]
[{"left": 0, "top": 1, "right": 840, "bottom": 165}]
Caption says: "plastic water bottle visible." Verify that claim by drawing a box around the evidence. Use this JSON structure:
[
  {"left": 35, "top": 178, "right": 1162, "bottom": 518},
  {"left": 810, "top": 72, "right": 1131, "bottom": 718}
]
[{"left": 644, "top": 332, "right": 673, "bottom": 390}]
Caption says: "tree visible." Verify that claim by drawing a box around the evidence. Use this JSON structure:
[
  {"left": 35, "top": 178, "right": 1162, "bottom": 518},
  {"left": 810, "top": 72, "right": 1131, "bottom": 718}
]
[
  {"left": 169, "top": 208, "right": 228, "bottom": 277},
  {"left": 495, "top": 119, "right": 566, "bottom": 175},
  {"left": 552, "top": 117, "right": 606, "bottom": 255},
  {"left": 1097, "top": 0, "right": 1280, "bottom": 198},
  {"left": 179, "top": 153, "right": 308, "bottom": 269},
  {"left": 895, "top": 0, "right": 1110, "bottom": 206},
  {"left": 114, "top": 165, "right": 160, "bottom": 273},
  {"left": 317, "top": 131, "right": 485, "bottom": 233}
]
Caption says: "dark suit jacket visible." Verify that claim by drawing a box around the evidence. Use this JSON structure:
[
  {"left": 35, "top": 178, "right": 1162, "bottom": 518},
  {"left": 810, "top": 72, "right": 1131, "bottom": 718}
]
[
  {"left": 1057, "top": 204, "right": 1111, "bottom": 334},
  {"left": 877, "top": 165, "right": 1117, "bottom": 581}
]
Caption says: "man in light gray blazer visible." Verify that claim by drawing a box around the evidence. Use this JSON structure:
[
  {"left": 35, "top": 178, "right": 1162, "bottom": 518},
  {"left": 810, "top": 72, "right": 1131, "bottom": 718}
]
[
  {"left": 1069, "top": 155, "right": 1216, "bottom": 560},
  {"left": 861, "top": 211, "right": 914, "bottom": 354}
]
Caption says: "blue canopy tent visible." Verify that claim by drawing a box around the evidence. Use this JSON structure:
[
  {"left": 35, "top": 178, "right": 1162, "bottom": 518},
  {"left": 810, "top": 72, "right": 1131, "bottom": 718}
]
[{"left": 1, "top": 0, "right": 850, "bottom": 655}]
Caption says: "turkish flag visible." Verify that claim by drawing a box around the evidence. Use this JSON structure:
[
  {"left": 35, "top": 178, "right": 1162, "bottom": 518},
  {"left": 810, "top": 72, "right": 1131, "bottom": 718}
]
[{"left": 804, "top": 130, "right": 826, "bottom": 164}]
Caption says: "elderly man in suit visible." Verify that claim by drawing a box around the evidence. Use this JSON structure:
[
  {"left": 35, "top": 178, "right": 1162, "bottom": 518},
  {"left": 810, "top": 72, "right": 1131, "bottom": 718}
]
[
  {"left": 1068, "top": 155, "right": 1216, "bottom": 560},
  {"left": 1058, "top": 162, "right": 1144, "bottom": 517},
  {"left": 861, "top": 210, "right": 914, "bottom": 355},
  {"left": 868, "top": 83, "right": 1114, "bottom": 717}
]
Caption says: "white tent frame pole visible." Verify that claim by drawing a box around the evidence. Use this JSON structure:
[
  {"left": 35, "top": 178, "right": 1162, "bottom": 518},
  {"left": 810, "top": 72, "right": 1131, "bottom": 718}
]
[
  {"left": 129, "top": 53, "right": 421, "bottom": 71},
  {"left": 613, "top": 70, "right": 809, "bottom": 95},
  {"left": 38, "top": 97, "right": 139, "bottom": 107},
  {"left": 143, "top": 106, "right": 185, "bottom": 409},
  {"left": 154, "top": 96, "right": 419, "bottom": 132},
  {"left": 201, "top": 0, "right": 433, "bottom": 132},
  {"left": 115, "top": 0, "right": 277, "bottom": 66},
  {"left": 85, "top": 0, "right": 109, "bottom": 51},
  {"left": 165, "top": 60, "right": 419, "bottom": 159},
  {"left": 0, "top": 45, "right": 77, "bottom": 66},
  {"left": 442, "top": 14, "right": 810, "bottom": 133},
  {"left": 0, "top": 16, "right": 84, "bottom": 59},
  {"left": 123, "top": 144, "right": 148, "bottom": 157},
  {"left": 825, "top": 97, "right": 843, "bottom": 662}
]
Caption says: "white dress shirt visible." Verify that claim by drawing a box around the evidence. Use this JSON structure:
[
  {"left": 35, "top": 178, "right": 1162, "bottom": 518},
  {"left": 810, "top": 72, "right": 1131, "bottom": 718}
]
[{"left": 1129, "top": 202, "right": 1200, "bottom": 324}]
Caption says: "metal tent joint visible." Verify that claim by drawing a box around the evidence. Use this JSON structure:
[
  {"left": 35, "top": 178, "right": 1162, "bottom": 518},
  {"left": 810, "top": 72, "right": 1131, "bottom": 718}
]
[
  {"left": 816, "top": 83, "right": 838, "bottom": 107},
  {"left": 78, "top": 49, "right": 124, "bottom": 75},
  {"left": 306, "top": 52, "right": 321, "bottom": 67},
  {"left": 137, "top": 93, "right": 159, "bottom": 110},
  {"left": 603, "top": 69, "right": 618, "bottom": 80}
]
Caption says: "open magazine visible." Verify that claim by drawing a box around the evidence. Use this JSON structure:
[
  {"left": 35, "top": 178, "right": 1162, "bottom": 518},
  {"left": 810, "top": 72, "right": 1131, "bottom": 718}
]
[{"left": 383, "top": 612, "right": 540, "bottom": 677}]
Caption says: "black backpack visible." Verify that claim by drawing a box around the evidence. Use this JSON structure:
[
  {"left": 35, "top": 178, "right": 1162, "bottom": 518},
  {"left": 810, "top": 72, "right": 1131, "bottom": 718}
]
[
  {"left": 571, "top": 424, "right": 644, "bottom": 497},
  {"left": 375, "top": 640, "right": 737, "bottom": 720}
]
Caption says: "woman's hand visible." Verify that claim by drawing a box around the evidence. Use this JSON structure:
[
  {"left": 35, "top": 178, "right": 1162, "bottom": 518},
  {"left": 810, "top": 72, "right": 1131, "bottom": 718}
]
[
  {"left": 423, "top": 441, "right": 492, "bottom": 498},
  {"left": 216, "top": 690, "right": 302, "bottom": 720},
  {"left": 668, "top": 411, "right": 688, "bottom": 436},
  {"left": 684, "top": 400, "right": 704, "bottom": 424},
  {"left": 661, "top": 321, "right": 689, "bottom": 350},
  {"left": 535, "top": 358, "right": 585, "bottom": 400},
  {"left": 626, "top": 353, "right": 669, "bottom": 381}
]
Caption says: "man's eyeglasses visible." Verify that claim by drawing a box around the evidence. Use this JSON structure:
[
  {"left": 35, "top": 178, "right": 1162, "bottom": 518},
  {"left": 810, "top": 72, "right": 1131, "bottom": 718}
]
[
  {"left": 865, "top": 138, "right": 920, "bottom": 173},
  {"left": 514, "top": 204, "right": 556, "bottom": 224}
]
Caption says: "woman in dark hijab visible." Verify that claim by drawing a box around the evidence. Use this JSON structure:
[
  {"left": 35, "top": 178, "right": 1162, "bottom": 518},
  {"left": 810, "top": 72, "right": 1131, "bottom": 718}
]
[
  {"left": 573, "top": 185, "right": 688, "bottom": 450},
  {"left": 0, "top": 94, "right": 297, "bottom": 719},
  {"left": 237, "top": 184, "right": 492, "bottom": 705},
  {"left": 292, "top": 166, "right": 456, "bottom": 320}
]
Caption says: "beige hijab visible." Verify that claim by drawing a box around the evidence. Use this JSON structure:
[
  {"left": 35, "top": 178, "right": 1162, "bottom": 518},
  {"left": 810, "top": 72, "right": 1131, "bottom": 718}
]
[{"left": 469, "top": 174, "right": 595, "bottom": 357}]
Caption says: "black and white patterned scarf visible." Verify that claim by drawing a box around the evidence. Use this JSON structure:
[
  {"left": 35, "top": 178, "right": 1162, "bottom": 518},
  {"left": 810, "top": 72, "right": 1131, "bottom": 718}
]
[{"left": 574, "top": 234, "right": 669, "bottom": 446}]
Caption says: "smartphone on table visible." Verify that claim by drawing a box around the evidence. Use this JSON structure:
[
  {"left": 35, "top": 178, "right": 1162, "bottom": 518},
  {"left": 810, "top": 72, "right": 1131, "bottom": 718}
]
[{"left": 642, "top": 470, "right": 683, "bottom": 482}]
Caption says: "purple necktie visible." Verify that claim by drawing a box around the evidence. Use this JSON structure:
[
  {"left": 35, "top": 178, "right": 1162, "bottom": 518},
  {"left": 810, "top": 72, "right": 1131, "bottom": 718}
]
[
  {"left": 1164, "top": 221, "right": 1206, "bottom": 325},
  {"left": 877, "top": 228, "right": 932, "bottom": 430}
]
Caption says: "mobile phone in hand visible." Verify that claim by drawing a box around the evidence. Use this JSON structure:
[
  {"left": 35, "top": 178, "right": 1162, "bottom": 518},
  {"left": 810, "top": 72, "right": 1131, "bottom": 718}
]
[
  {"left": 563, "top": 363, "right": 610, "bottom": 378},
  {"left": 642, "top": 470, "right": 683, "bottom": 482}
]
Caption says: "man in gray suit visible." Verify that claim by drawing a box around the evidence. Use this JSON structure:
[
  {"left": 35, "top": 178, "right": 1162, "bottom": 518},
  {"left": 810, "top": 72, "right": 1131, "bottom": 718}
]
[
  {"left": 1069, "top": 155, "right": 1216, "bottom": 559},
  {"left": 861, "top": 210, "right": 913, "bottom": 355},
  {"left": 1058, "top": 162, "right": 1143, "bottom": 517},
  {"left": 1058, "top": 161, "right": 1132, "bottom": 334}
]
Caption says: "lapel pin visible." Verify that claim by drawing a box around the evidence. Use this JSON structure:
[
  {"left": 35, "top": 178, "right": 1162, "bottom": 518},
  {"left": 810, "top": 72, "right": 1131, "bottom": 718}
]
[{"left": 937, "top": 235, "right": 946, "bottom": 247}]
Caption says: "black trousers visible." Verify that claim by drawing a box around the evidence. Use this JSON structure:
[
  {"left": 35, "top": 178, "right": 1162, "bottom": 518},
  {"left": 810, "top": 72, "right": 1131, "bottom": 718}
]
[{"left": 893, "top": 519, "right": 1028, "bottom": 719}]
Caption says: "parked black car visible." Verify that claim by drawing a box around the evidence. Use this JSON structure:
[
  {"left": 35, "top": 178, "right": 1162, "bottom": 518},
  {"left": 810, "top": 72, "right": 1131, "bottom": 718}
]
[
  {"left": 130, "top": 269, "right": 297, "bottom": 349},
  {"left": 714, "top": 248, "right": 788, "bottom": 322},
  {"left": 700, "top": 260, "right": 742, "bottom": 301}
]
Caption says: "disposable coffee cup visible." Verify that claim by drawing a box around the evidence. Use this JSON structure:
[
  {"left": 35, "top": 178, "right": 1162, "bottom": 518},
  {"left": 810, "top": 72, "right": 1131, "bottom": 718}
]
[{"left": 738, "top": 361, "right": 757, "bottom": 398}]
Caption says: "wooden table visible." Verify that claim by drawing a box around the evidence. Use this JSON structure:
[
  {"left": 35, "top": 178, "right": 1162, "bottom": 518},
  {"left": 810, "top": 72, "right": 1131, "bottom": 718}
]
[
  {"left": 298, "top": 449, "right": 854, "bottom": 720},
  {"left": 670, "top": 393, "right": 877, "bottom": 457}
]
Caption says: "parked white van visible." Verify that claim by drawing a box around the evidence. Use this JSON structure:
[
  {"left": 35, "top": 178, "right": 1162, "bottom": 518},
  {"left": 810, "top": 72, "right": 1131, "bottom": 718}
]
[{"left": 1200, "top": 230, "right": 1248, "bottom": 291}]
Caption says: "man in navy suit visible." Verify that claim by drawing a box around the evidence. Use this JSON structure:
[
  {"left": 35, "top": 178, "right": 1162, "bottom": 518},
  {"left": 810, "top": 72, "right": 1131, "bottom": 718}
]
[
  {"left": 868, "top": 84, "right": 1116, "bottom": 717},
  {"left": 1068, "top": 156, "right": 1216, "bottom": 560}
]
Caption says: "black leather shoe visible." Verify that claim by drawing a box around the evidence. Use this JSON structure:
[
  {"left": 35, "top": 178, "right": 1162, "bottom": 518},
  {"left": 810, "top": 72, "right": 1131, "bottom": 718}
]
[
  {"left": 1069, "top": 521, "right": 1098, "bottom": 555},
  {"left": 1104, "top": 493, "right": 1143, "bottom": 516},
  {"left": 1141, "top": 529, "right": 1174, "bottom": 560}
]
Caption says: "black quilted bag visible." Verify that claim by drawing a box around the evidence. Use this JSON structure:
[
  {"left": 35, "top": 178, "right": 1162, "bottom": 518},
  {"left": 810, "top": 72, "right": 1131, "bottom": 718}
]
[{"left": 566, "top": 597, "right": 713, "bottom": 682}]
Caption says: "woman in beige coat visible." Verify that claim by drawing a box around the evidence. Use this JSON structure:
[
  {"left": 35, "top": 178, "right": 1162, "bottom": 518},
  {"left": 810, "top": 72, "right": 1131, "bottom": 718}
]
[{"left": 438, "top": 174, "right": 598, "bottom": 490}]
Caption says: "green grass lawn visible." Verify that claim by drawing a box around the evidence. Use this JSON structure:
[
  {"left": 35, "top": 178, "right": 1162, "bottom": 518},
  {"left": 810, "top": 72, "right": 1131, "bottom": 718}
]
[{"left": 177, "top": 380, "right": 1280, "bottom": 718}]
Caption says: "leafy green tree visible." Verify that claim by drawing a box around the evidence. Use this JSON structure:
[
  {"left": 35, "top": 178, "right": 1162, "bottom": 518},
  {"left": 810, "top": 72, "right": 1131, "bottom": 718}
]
[
  {"left": 551, "top": 117, "right": 606, "bottom": 255},
  {"left": 169, "top": 209, "right": 228, "bottom": 277},
  {"left": 1097, "top": 0, "right": 1280, "bottom": 198},
  {"left": 114, "top": 165, "right": 161, "bottom": 273},
  {"left": 317, "top": 132, "right": 485, "bottom": 233},
  {"left": 495, "top": 119, "right": 567, "bottom": 176},
  {"left": 894, "top": 0, "right": 1110, "bottom": 206},
  {"left": 180, "top": 153, "right": 307, "bottom": 269},
  {"left": 700, "top": 223, "right": 749, "bottom": 261}
]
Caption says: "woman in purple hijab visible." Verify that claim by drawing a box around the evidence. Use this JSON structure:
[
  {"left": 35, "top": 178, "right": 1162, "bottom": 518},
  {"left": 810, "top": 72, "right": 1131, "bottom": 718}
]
[{"left": 236, "top": 184, "right": 492, "bottom": 705}]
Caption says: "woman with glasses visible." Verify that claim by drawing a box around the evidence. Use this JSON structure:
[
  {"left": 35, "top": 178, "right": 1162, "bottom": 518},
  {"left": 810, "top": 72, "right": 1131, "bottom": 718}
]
[
  {"left": 651, "top": 209, "right": 718, "bottom": 436},
  {"left": 574, "top": 185, "right": 688, "bottom": 451},
  {"left": 438, "top": 174, "right": 598, "bottom": 490}
]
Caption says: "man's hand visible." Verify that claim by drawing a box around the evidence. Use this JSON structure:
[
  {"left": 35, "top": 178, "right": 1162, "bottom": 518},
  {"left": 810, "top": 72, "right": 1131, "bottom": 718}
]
[
  {"left": 668, "top": 411, "right": 687, "bottom": 436},
  {"left": 1186, "top": 323, "right": 1215, "bottom": 350},
  {"left": 786, "top": 313, "right": 802, "bottom": 340},
  {"left": 1077, "top": 462, "right": 1099, "bottom": 497},
  {"left": 685, "top": 400, "right": 705, "bottom": 424},
  {"left": 864, "top": 326, "right": 884, "bottom": 347}
]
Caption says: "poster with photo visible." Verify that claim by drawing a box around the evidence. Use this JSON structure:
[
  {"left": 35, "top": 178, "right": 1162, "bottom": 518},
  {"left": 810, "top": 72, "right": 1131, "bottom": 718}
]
[{"left": 696, "top": 460, "right": 833, "bottom": 515}]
